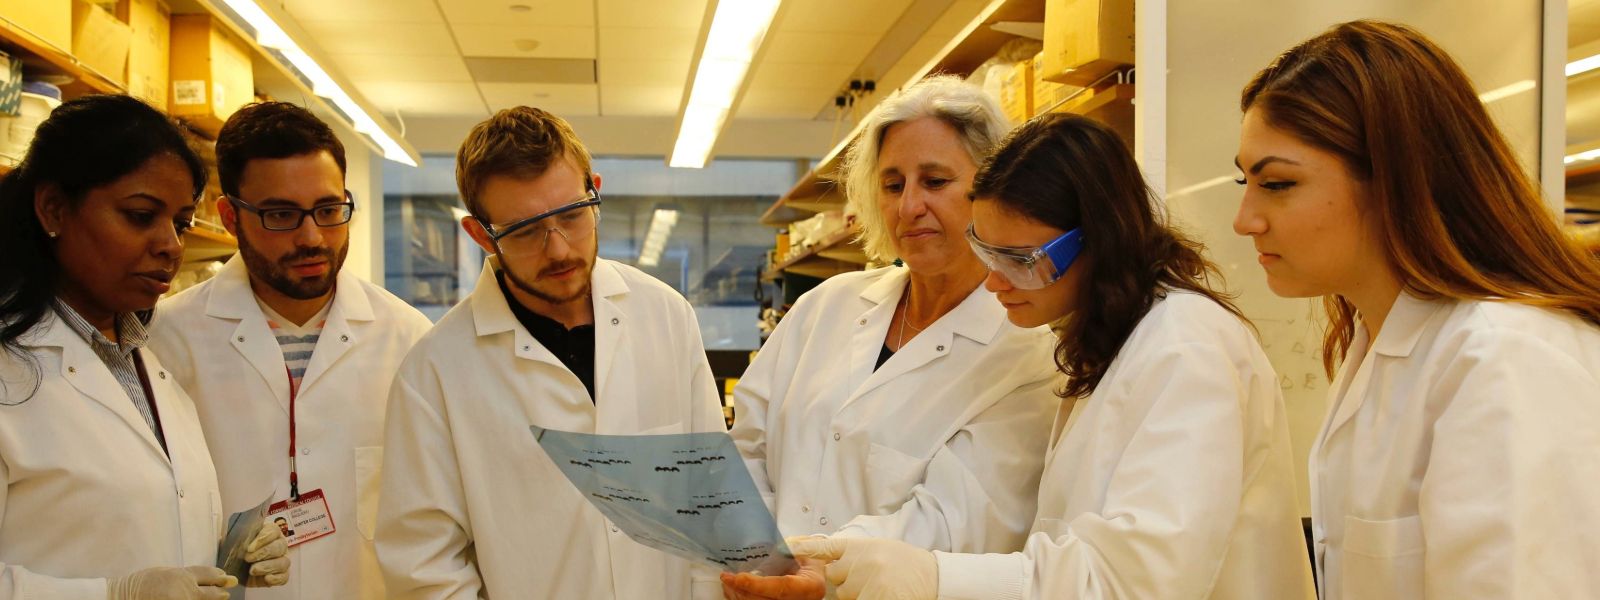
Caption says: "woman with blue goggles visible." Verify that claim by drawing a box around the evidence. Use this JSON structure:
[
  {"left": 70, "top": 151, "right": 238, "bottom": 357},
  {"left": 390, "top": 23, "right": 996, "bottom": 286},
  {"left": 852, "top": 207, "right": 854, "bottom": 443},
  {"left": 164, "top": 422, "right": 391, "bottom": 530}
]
[{"left": 784, "top": 113, "right": 1315, "bottom": 600}]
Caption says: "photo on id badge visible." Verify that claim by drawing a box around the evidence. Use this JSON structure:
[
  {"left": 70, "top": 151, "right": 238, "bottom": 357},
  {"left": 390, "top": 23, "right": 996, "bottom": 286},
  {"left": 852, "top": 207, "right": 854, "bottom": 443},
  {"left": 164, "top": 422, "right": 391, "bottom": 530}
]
[{"left": 265, "top": 489, "right": 336, "bottom": 547}]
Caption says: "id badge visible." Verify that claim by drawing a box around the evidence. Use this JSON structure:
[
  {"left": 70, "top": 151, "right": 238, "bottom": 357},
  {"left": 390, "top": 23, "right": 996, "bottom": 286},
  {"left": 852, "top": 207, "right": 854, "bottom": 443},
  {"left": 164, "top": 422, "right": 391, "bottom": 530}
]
[{"left": 265, "top": 489, "right": 336, "bottom": 547}]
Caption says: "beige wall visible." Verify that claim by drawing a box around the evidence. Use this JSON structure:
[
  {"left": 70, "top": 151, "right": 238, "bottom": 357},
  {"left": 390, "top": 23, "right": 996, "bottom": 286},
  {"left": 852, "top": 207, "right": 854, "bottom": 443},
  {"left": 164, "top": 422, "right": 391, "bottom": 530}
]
[{"left": 1152, "top": 1, "right": 1548, "bottom": 515}]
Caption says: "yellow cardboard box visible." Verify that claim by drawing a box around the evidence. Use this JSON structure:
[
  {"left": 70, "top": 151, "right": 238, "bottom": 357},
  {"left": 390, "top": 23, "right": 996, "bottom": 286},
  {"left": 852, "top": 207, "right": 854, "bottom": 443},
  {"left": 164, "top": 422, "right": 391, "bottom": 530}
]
[
  {"left": 117, "top": 0, "right": 170, "bottom": 107},
  {"left": 998, "top": 60, "right": 1031, "bottom": 125},
  {"left": 1040, "top": 0, "right": 1134, "bottom": 87},
  {"left": 1031, "top": 51, "right": 1070, "bottom": 116},
  {"left": 0, "top": 0, "right": 72, "bottom": 53},
  {"left": 169, "top": 14, "right": 253, "bottom": 136},
  {"left": 70, "top": 0, "right": 131, "bottom": 85}
]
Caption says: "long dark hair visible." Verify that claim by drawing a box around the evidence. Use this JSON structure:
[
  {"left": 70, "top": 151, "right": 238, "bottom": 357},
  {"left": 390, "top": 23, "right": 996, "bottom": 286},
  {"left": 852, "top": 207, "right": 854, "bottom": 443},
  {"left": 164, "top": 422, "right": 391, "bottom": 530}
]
[
  {"left": 0, "top": 94, "right": 205, "bottom": 402},
  {"left": 972, "top": 113, "right": 1244, "bottom": 398},
  {"left": 1243, "top": 20, "right": 1600, "bottom": 376}
]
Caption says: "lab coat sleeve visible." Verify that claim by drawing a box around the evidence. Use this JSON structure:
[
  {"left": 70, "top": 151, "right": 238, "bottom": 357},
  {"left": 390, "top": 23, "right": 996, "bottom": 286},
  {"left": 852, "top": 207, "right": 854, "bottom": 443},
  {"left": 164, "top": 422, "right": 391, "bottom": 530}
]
[
  {"left": 678, "top": 300, "right": 729, "bottom": 600},
  {"left": 937, "top": 341, "right": 1252, "bottom": 600},
  {"left": 0, "top": 460, "right": 108, "bottom": 600},
  {"left": 1418, "top": 329, "right": 1600, "bottom": 599},
  {"left": 833, "top": 376, "right": 1057, "bottom": 553},
  {"left": 375, "top": 367, "right": 484, "bottom": 600},
  {"left": 728, "top": 304, "right": 795, "bottom": 514}
]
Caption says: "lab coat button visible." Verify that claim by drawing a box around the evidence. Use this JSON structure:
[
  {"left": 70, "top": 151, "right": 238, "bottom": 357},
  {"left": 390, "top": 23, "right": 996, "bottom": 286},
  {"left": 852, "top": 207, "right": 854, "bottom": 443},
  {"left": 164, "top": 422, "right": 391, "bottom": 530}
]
[
  {"left": 936, "top": 345, "right": 945, "bottom": 352},
  {"left": 177, "top": 488, "right": 185, "bottom": 498},
  {"left": 611, "top": 527, "right": 620, "bottom": 533},
  {"left": 832, "top": 433, "right": 841, "bottom": 441},
  {"left": 158, "top": 371, "right": 167, "bottom": 379},
  {"left": 341, "top": 334, "right": 350, "bottom": 342},
  {"left": 819, "top": 517, "right": 828, "bottom": 526},
  {"left": 858, "top": 319, "right": 866, "bottom": 326},
  {"left": 237, "top": 336, "right": 245, "bottom": 342},
  {"left": 801, "top": 505, "right": 810, "bottom": 513},
  {"left": 67, "top": 366, "right": 76, "bottom": 374},
  {"left": 612, "top": 318, "right": 620, "bottom": 325},
  {"left": 302, "top": 448, "right": 311, "bottom": 456}
]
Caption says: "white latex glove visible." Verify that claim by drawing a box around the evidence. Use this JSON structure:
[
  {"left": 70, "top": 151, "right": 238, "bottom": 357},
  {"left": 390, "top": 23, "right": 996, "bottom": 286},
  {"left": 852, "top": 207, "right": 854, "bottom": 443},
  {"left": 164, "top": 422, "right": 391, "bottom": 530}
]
[
  {"left": 790, "top": 537, "right": 937, "bottom": 600},
  {"left": 106, "top": 565, "right": 234, "bottom": 600},
  {"left": 244, "top": 521, "right": 290, "bottom": 587}
]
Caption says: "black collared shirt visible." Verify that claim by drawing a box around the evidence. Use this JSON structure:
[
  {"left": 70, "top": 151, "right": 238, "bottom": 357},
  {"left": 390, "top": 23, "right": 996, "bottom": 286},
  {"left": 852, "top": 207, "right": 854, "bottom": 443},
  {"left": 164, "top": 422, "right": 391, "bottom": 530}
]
[{"left": 498, "top": 273, "right": 597, "bottom": 403}]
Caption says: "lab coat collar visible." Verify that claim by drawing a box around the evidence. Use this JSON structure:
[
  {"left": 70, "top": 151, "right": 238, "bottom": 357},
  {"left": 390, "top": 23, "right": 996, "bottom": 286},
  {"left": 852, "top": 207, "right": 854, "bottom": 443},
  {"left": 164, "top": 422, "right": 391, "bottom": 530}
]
[
  {"left": 856, "top": 266, "right": 1006, "bottom": 346},
  {"left": 470, "top": 256, "right": 628, "bottom": 368},
  {"left": 203, "top": 254, "right": 375, "bottom": 323},
  {"left": 27, "top": 311, "right": 171, "bottom": 462},
  {"left": 1369, "top": 290, "right": 1446, "bottom": 358}
]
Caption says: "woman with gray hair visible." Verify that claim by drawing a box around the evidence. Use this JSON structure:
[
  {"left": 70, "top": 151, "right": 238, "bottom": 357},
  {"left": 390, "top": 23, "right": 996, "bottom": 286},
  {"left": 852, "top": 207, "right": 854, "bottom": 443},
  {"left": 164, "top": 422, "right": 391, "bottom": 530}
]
[{"left": 723, "top": 76, "right": 1059, "bottom": 598}]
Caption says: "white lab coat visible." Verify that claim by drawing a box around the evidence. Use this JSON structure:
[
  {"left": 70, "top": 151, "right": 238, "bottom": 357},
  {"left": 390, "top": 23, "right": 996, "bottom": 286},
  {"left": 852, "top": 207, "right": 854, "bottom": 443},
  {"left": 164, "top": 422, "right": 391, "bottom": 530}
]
[
  {"left": 149, "top": 255, "right": 433, "bottom": 600},
  {"left": 0, "top": 311, "right": 221, "bottom": 599},
  {"left": 376, "top": 257, "right": 725, "bottom": 600},
  {"left": 936, "top": 291, "right": 1314, "bottom": 600},
  {"left": 1310, "top": 292, "right": 1600, "bottom": 599},
  {"left": 731, "top": 266, "right": 1058, "bottom": 554}
]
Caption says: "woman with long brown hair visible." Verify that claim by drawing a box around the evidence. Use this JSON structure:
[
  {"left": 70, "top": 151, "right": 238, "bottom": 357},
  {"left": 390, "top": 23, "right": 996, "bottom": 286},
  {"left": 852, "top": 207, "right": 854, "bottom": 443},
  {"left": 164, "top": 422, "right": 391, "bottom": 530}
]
[
  {"left": 731, "top": 113, "right": 1314, "bottom": 600},
  {"left": 1235, "top": 20, "right": 1600, "bottom": 599}
]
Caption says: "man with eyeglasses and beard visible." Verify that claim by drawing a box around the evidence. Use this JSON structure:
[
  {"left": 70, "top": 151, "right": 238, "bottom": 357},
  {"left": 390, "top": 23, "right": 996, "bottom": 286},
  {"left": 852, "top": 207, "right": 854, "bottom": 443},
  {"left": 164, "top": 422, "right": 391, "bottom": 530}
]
[
  {"left": 374, "top": 106, "right": 724, "bottom": 600},
  {"left": 151, "top": 102, "right": 434, "bottom": 600}
]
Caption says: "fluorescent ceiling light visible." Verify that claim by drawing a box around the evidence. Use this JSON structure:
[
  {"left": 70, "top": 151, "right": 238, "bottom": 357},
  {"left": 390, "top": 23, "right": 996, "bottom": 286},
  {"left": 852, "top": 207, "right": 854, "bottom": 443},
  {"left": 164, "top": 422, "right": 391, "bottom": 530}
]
[
  {"left": 668, "top": 0, "right": 783, "bottom": 169},
  {"left": 1569, "top": 54, "right": 1600, "bottom": 78},
  {"left": 638, "top": 209, "right": 680, "bottom": 267},
  {"left": 1564, "top": 148, "right": 1600, "bottom": 165},
  {"left": 215, "top": 0, "right": 417, "bottom": 167},
  {"left": 1477, "top": 80, "right": 1536, "bottom": 104}
]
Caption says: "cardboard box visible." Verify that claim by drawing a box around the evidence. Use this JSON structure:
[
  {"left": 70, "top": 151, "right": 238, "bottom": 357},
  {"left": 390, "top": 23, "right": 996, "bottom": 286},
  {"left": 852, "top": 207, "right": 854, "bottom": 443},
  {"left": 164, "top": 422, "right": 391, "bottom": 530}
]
[
  {"left": 1040, "top": 0, "right": 1134, "bottom": 87},
  {"left": 997, "top": 60, "right": 1031, "bottom": 124},
  {"left": 0, "top": 0, "right": 72, "bottom": 52},
  {"left": 1031, "top": 51, "right": 1072, "bottom": 116},
  {"left": 70, "top": 0, "right": 131, "bottom": 84},
  {"left": 169, "top": 14, "right": 252, "bottom": 135},
  {"left": 117, "top": 0, "right": 170, "bottom": 107}
]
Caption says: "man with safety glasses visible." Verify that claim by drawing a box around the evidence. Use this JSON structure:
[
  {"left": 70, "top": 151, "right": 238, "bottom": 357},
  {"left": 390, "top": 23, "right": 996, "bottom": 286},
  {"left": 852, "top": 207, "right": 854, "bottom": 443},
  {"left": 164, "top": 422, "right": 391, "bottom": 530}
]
[
  {"left": 375, "top": 106, "right": 724, "bottom": 599},
  {"left": 151, "top": 102, "right": 434, "bottom": 600}
]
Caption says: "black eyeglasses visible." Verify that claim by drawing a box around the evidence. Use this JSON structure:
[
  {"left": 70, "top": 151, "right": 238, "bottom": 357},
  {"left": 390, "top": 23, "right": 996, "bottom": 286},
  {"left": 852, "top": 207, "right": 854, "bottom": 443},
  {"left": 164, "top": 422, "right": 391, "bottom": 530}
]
[{"left": 228, "top": 191, "right": 356, "bottom": 231}]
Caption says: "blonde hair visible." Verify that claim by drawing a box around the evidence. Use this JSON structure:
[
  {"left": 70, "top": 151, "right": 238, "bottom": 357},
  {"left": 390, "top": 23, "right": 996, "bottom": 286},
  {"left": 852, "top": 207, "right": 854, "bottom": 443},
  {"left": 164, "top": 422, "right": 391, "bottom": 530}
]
[{"left": 842, "top": 75, "right": 1012, "bottom": 262}]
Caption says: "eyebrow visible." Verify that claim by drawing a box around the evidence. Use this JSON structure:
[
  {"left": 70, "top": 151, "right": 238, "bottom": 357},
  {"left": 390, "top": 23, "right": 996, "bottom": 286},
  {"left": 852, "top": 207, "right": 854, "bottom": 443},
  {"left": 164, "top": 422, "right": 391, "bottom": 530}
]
[
  {"left": 125, "top": 193, "right": 169, "bottom": 208},
  {"left": 881, "top": 162, "right": 955, "bottom": 177},
  {"left": 1233, "top": 155, "right": 1302, "bottom": 174},
  {"left": 257, "top": 195, "right": 344, "bottom": 207}
]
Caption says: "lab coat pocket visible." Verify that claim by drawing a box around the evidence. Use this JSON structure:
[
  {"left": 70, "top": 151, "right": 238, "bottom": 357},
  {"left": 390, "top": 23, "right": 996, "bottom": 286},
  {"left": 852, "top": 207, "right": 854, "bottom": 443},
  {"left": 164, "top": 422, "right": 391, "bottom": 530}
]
[
  {"left": 865, "top": 443, "right": 930, "bottom": 513},
  {"left": 1341, "top": 514, "right": 1424, "bottom": 600},
  {"left": 354, "top": 446, "right": 384, "bottom": 541}
]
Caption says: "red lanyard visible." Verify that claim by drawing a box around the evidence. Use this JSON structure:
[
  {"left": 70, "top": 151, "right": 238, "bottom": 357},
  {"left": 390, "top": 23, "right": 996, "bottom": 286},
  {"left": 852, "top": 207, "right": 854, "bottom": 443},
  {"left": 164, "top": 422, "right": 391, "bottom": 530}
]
[{"left": 287, "top": 367, "right": 300, "bottom": 501}]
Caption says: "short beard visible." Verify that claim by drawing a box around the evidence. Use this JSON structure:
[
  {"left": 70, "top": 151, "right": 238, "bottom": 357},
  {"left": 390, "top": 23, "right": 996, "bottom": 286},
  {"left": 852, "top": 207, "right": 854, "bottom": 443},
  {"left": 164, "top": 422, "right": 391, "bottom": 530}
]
[{"left": 236, "top": 226, "right": 348, "bottom": 300}]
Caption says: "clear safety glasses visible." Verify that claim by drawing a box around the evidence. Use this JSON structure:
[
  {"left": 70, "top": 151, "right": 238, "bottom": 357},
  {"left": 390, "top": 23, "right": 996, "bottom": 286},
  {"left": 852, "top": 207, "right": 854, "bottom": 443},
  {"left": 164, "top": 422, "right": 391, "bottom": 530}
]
[
  {"left": 482, "top": 191, "right": 602, "bottom": 257},
  {"left": 965, "top": 223, "right": 1085, "bottom": 290}
]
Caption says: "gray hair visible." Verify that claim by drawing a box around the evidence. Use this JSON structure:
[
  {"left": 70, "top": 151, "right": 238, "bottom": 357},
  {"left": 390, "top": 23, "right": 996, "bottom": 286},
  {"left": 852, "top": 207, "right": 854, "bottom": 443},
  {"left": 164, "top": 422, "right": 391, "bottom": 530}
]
[{"left": 842, "top": 75, "right": 1012, "bottom": 262}]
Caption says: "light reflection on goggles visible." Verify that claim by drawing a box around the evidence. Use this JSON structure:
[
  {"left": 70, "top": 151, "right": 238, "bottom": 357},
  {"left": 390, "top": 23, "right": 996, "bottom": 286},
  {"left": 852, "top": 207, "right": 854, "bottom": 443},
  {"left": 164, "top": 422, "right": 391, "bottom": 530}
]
[{"left": 965, "top": 223, "right": 1084, "bottom": 290}]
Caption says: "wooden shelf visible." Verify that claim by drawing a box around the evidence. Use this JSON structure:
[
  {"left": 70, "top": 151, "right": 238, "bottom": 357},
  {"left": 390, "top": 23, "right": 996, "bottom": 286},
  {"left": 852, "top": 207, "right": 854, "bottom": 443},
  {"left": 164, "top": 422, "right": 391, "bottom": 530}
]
[
  {"left": 763, "top": 227, "right": 868, "bottom": 281},
  {"left": 183, "top": 226, "right": 237, "bottom": 263},
  {"left": 759, "top": 0, "right": 1045, "bottom": 229},
  {"left": 0, "top": 14, "right": 125, "bottom": 98}
]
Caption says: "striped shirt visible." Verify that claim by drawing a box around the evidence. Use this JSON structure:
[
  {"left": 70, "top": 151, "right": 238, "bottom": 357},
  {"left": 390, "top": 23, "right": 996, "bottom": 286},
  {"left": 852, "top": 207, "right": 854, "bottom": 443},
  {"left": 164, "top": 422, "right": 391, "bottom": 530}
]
[
  {"left": 257, "top": 299, "right": 330, "bottom": 395},
  {"left": 51, "top": 300, "right": 165, "bottom": 448}
]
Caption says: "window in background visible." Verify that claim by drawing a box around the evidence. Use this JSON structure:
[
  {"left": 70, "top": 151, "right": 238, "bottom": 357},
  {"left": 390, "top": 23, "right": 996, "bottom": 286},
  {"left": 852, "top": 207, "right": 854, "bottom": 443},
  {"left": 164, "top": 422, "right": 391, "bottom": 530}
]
[{"left": 383, "top": 156, "right": 801, "bottom": 350}]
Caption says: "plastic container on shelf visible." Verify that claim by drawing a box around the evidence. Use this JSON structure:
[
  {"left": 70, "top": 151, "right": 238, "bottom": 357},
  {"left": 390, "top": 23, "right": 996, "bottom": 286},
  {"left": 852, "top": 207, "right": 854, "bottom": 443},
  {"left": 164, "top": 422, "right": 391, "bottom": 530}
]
[{"left": 4, "top": 91, "right": 63, "bottom": 159}]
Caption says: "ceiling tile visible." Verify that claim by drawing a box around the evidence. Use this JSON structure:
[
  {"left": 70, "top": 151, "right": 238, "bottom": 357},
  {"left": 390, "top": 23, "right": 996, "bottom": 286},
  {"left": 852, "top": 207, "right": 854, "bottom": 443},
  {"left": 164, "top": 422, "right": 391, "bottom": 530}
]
[
  {"left": 352, "top": 82, "right": 488, "bottom": 118},
  {"left": 599, "top": 59, "right": 691, "bottom": 87},
  {"left": 598, "top": 0, "right": 709, "bottom": 30},
  {"left": 736, "top": 87, "right": 831, "bottom": 119},
  {"left": 762, "top": 31, "right": 879, "bottom": 65},
  {"left": 299, "top": 22, "right": 459, "bottom": 56},
  {"left": 747, "top": 62, "right": 857, "bottom": 91},
  {"left": 600, "top": 84, "right": 685, "bottom": 116},
  {"left": 440, "top": 0, "right": 595, "bottom": 27},
  {"left": 779, "top": 0, "right": 914, "bottom": 35},
  {"left": 480, "top": 82, "right": 600, "bottom": 117},
  {"left": 452, "top": 24, "right": 598, "bottom": 59},
  {"left": 598, "top": 28, "right": 698, "bottom": 61},
  {"left": 284, "top": 0, "right": 441, "bottom": 24},
  {"left": 333, "top": 55, "right": 473, "bottom": 83}
]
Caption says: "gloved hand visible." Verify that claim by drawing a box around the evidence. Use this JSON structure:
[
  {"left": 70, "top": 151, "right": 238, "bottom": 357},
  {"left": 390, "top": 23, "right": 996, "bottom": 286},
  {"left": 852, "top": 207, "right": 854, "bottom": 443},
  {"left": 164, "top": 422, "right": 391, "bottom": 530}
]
[
  {"left": 720, "top": 556, "right": 828, "bottom": 600},
  {"left": 790, "top": 537, "right": 937, "bottom": 600},
  {"left": 244, "top": 521, "right": 290, "bottom": 587},
  {"left": 106, "top": 565, "right": 234, "bottom": 600}
]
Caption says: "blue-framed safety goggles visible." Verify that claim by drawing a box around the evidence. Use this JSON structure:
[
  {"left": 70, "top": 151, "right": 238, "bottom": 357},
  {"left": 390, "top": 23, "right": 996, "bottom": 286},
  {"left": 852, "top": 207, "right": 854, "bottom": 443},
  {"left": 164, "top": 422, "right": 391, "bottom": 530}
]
[{"left": 965, "top": 223, "right": 1085, "bottom": 290}]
